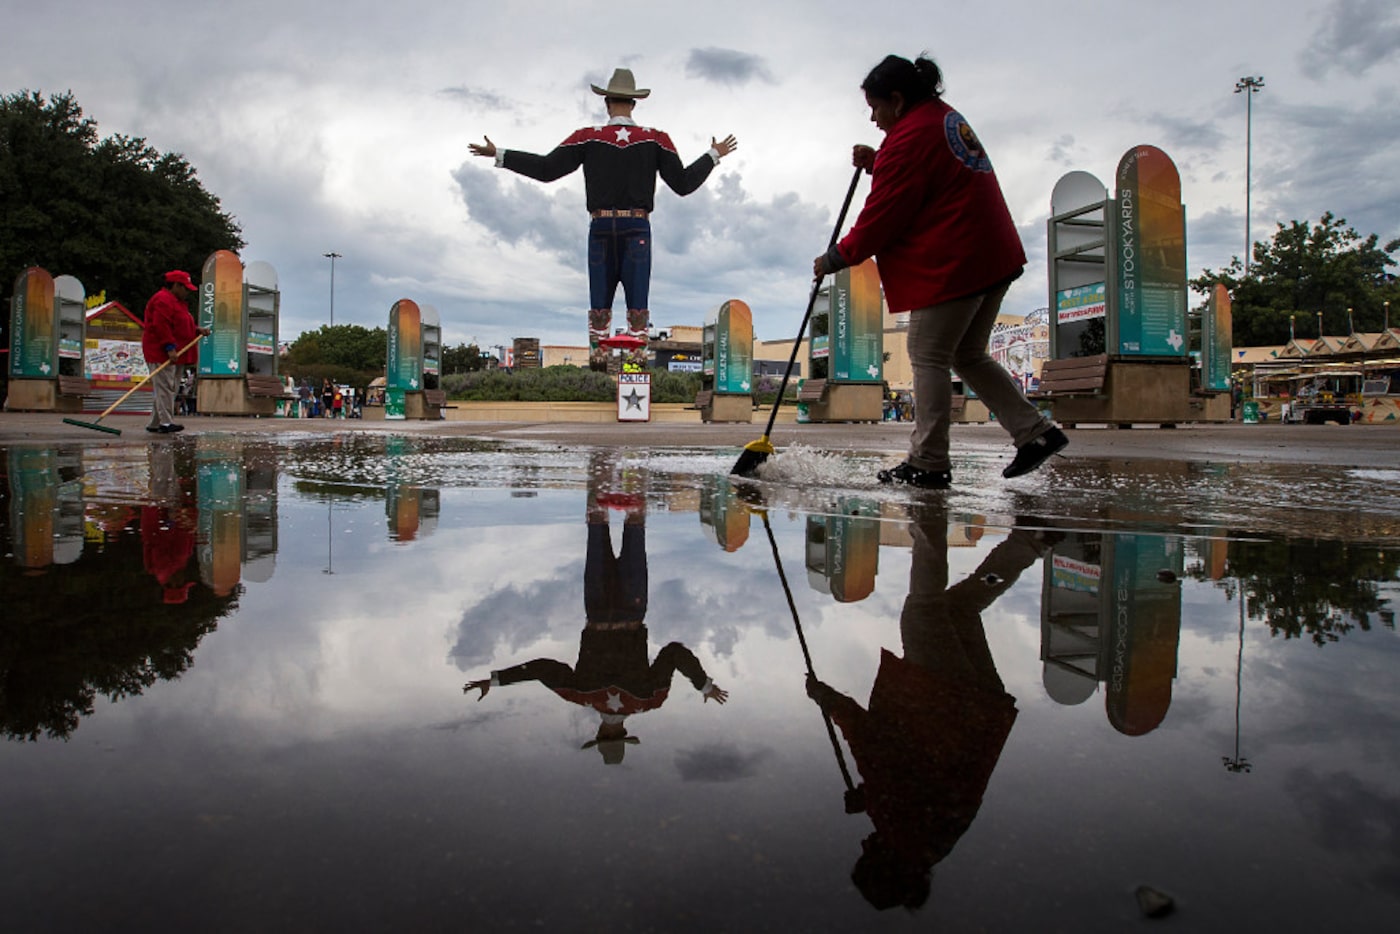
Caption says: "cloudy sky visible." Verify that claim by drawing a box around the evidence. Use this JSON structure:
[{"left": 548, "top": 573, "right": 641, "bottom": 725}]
[{"left": 9, "top": 0, "right": 1400, "bottom": 352}]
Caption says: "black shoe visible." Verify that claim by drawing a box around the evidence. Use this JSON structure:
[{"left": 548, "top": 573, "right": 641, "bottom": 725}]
[
  {"left": 1003, "top": 427, "right": 1068, "bottom": 478},
  {"left": 146, "top": 425, "right": 161, "bottom": 433},
  {"left": 877, "top": 461, "right": 952, "bottom": 489},
  {"left": 157, "top": 423, "right": 185, "bottom": 434}
]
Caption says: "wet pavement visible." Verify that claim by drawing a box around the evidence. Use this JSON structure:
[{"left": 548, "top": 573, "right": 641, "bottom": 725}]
[{"left": 2, "top": 417, "right": 1398, "bottom": 931}]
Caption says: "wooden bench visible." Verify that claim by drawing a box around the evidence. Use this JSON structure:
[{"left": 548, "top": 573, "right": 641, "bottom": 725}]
[
  {"left": 797, "top": 378, "right": 827, "bottom": 402},
  {"left": 57, "top": 375, "right": 91, "bottom": 397},
  {"left": 245, "top": 375, "right": 289, "bottom": 399},
  {"left": 692, "top": 390, "right": 713, "bottom": 410},
  {"left": 423, "top": 389, "right": 447, "bottom": 407},
  {"left": 1029, "top": 354, "right": 1108, "bottom": 398}
]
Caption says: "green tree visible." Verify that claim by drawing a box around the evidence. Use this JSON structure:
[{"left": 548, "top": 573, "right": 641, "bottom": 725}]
[
  {"left": 442, "top": 341, "right": 486, "bottom": 374},
  {"left": 284, "top": 323, "right": 387, "bottom": 372},
  {"left": 0, "top": 89, "right": 243, "bottom": 308},
  {"left": 1192, "top": 213, "right": 1400, "bottom": 346}
]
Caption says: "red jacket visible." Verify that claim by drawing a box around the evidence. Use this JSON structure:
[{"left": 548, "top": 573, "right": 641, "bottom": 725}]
[
  {"left": 142, "top": 288, "right": 199, "bottom": 365},
  {"left": 835, "top": 98, "right": 1026, "bottom": 312}
]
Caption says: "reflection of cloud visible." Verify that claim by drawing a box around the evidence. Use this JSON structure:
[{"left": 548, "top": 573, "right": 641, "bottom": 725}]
[
  {"left": 448, "top": 559, "right": 582, "bottom": 670},
  {"left": 1291, "top": 767, "right": 1400, "bottom": 893},
  {"left": 674, "top": 743, "right": 770, "bottom": 782}
]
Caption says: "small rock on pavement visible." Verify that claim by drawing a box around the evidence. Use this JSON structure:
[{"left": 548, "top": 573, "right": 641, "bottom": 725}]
[{"left": 1135, "top": 885, "right": 1175, "bottom": 918}]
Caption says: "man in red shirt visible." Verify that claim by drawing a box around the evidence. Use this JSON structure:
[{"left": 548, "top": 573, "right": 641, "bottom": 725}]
[{"left": 141, "top": 270, "right": 208, "bottom": 433}]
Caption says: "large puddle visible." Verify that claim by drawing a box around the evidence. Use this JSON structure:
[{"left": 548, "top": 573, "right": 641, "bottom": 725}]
[{"left": 3, "top": 433, "right": 1398, "bottom": 930}]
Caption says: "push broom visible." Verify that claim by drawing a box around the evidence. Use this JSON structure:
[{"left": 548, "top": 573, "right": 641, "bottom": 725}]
[
  {"left": 63, "top": 334, "right": 203, "bottom": 436},
  {"left": 731, "top": 166, "right": 863, "bottom": 478}
]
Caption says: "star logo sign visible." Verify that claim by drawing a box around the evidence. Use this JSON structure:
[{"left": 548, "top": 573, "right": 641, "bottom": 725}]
[
  {"left": 605, "top": 691, "right": 624, "bottom": 712},
  {"left": 622, "top": 387, "right": 645, "bottom": 410},
  {"left": 614, "top": 126, "right": 632, "bottom": 144}
]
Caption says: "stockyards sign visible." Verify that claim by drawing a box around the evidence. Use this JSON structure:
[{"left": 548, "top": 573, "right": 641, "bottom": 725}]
[{"left": 1114, "top": 145, "right": 1188, "bottom": 357}]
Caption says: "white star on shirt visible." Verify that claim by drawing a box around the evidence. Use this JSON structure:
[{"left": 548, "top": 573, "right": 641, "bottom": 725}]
[{"left": 615, "top": 127, "right": 631, "bottom": 143}]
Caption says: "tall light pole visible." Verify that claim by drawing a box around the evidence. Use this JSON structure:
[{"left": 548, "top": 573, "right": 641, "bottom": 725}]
[
  {"left": 323, "top": 251, "right": 342, "bottom": 327},
  {"left": 1234, "top": 76, "right": 1265, "bottom": 278}
]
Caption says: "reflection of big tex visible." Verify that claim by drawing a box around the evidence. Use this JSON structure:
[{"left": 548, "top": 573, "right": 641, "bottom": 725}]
[{"left": 485, "top": 521, "right": 719, "bottom": 762}]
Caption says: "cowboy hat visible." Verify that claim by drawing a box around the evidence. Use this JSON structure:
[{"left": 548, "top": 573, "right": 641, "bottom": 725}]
[{"left": 591, "top": 67, "right": 650, "bottom": 99}]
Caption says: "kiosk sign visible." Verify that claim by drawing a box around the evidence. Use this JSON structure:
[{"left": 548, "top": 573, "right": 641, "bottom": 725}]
[
  {"left": 198, "top": 250, "right": 245, "bottom": 375},
  {"left": 387, "top": 299, "right": 422, "bottom": 392},
  {"left": 831, "top": 260, "right": 883, "bottom": 381},
  {"left": 1055, "top": 282, "right": 1106, "bottom": 324},
  {"left": 713, "top": 300, "right": 753, "bottom": 394},
  {"left": 1115, "top": 146, "right": 1187, "bottom": 357},
  {"left": 9, "top": 267, "right": 56, "bottom": 378}
]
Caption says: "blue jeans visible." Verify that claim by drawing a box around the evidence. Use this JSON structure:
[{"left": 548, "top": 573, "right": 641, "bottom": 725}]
[{"left": 588, "top": 216, "right": 651, "bottom": 313}]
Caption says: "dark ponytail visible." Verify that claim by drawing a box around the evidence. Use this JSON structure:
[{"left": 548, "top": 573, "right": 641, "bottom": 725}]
[{"left": 860, "top": 53, "right": 943, "bottom": 105}]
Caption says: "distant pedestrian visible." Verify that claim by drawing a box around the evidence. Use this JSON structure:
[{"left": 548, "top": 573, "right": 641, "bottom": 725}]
[
  {"left": 322, "top": 378, "right": 334, "bottom": 418},
  {"left": 298, "top": 378, "right": 313, "bottom": 418},
  {"left": 332, "top": 386, "right": 344, "bottom": 418}
]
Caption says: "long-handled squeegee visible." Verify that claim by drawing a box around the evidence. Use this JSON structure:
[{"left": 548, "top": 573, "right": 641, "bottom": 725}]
[{"left": 62, "top": 334, "right": 203, "bottom": 436}]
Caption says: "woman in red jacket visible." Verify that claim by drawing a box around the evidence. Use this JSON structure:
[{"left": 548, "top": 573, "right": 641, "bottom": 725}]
[{"left": 815, "top": 53, "right": 1067, "bottom": 489}]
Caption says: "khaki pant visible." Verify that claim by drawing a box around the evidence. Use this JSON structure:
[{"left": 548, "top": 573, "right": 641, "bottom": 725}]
[
  {"left": 147, "top": 364, "right": 179, "bottom": 429},
  {"left": 904, "top": 282, "right": 1049, "bottom": 471}
]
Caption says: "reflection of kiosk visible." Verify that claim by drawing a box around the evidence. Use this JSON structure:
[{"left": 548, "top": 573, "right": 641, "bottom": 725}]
[
  {"left": 197, "top": 440, "right": 246, "bottom": 598},
  {"left": 1040, "top": 529, "right": 1183, "bottom": 734},
  {"left": 697, "top": 299, "right": 754, "bottom": 423},
  {"left": 805, "top": 497, "right": 880, "bottom": 603},
  {"left": 197, "top": 252, "right": 284, "bottom": 416},
  {"left": 6, "top": 447, "right": 85, "bottom": 570},
  {"left": 799, "top": 259, "right": 883, "bottom": 422},
  {"left": 1041, "top": 146, "right": 1226, "bottom": 425},
  {"left": 5, "top": 268, "right": 89, "bottom": 412},
  {"left": 698, "top": 476, "right": 750, "bottom": 551}
]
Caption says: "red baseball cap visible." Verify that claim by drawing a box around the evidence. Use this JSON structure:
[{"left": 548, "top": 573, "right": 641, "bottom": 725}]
[{"left": 164, "top": 270, "right": 198, "bottom": 291}]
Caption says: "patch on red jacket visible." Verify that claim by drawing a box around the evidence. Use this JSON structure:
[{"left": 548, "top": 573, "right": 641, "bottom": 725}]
[{"left": 944, "top": 111, "right": 992, "bottom": 173}]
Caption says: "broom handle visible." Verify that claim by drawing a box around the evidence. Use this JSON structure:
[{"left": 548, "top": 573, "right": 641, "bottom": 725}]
[
  {"left": 760, "top": 166, "right": 863, "bottom": 439},
  {"left": 93, "top": 334, "right": 204, "bottom": 420}
]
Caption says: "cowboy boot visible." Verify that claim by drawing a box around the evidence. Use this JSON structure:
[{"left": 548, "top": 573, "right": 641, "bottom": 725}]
[{"left": 588, "top": 308, "right": 612, "bottom": 372}]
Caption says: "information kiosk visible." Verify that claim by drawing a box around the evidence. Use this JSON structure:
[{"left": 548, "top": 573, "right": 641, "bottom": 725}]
[
  {"left": 385, "top": 299, "right": 445, "bottom": 420},
  {"left": 197, "top": 252, "right": 284, "bottom": 416},
  {"left": 697, "top": 299, "right": 753, "bottom": 423},
  {"left": 5, "top": 268, "right": 89, "bottom": 412},
  {"left": 800, "top": 259, "right": 883, "bottom": 422},
  {"left": 1041, "top": 146, "right": 1228, "bottom": 425}
]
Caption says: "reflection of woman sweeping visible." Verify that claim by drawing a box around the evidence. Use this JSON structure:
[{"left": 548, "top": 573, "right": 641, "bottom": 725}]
[
  {"left": 805, "top": 504, "right": 1054, "bottom": 911},
  {"left": 464, "top": 454, "right": 727, "bottom": 764}
]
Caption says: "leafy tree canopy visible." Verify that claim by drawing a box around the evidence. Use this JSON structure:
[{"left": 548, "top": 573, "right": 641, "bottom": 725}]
[
  {"left": 283, "top": 323, "right": 387, "bottom": 373},
  {"left": 1192, "top": 213, "right": 1400, "bottom": 346},
  {"left": 0, "top": 89, "right": 243, "bottom": 309}
]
